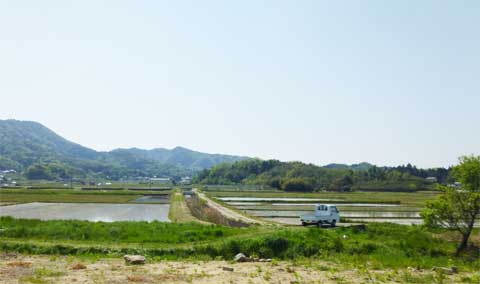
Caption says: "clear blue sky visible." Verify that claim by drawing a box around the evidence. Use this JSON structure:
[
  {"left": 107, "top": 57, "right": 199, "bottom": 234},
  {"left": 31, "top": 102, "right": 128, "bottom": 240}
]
[{"left": 1, "top": 1, "right": 478, "bottom": 168}]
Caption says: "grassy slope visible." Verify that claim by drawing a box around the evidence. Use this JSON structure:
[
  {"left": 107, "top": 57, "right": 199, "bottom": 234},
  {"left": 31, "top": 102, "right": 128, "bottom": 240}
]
[
  {"left": 1, "top": 217, "right": 478, "bottom": 270},
  {"left": 168, "top": 190, "right": 209, "bottom": 224}
]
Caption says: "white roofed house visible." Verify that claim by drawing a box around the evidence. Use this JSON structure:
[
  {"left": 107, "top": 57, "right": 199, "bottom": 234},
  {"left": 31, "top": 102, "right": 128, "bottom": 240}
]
[
  {"left": 149, "top": 177, "right": 171, "bottom": 184},
  {"left": 425, "top": 177, "right": 438, "bottom": 183},
  {"left": 180, "top": 176, "right": 192, "bottom": 185}
]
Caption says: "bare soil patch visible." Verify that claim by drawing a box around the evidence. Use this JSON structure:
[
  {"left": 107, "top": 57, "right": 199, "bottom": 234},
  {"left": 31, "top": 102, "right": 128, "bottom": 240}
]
[{"left": 1, "top": 255, "right": 479, "bottom": 284}]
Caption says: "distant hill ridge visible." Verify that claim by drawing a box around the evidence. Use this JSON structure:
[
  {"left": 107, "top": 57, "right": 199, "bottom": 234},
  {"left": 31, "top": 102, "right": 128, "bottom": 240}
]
[
  {"left": 111, "top": 146, "right": 247, "bottom": 171},
  {"left": 0, "top": 119, "right": 248, "bottom": 179},
  {"left": 323, "top": 162, "right": 374, "bottom": 171}
]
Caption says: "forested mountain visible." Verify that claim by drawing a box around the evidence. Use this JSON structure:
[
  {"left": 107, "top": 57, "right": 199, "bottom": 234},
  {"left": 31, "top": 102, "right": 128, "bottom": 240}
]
[
  {"left": 111, "top": 147, "right": 248, "bottom": 171},
  {"left": 0, "top": 119, "right": 451, "bottom": 187},
  {"left": 0, "top": 119, "right": 248, "bottom": 180},
  {"left": 194, "top": 159, "right": 451, "bottom": 192}
]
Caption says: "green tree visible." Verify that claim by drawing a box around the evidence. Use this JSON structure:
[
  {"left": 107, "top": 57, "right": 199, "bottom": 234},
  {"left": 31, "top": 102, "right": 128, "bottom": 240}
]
[
  {"left": 281, "top": 178, "right": 313, "bottom": 192},
  {"left": 421, "top": 155, "right": 480, "bottom": 254},
  {"left": 24, "top": 164, "right": 53, "bottom": 180},
  {"left": 329, "top": 174, "right": 353, "bottom": 191}
]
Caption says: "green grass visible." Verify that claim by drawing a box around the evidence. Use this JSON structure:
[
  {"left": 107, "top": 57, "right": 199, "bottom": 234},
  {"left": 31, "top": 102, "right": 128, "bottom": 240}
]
[
  {"left": 1, "top": 217, "right": 478, "bottom": 270},
  {"left": 0, "top": 188, "right": 171, "bottom": 195},
  {"left": 0, "top": 188, "right": 171, "bottom": 204},
  {"left": 0, "top": 193, "right": 139, "bottom": 203},
  {"left": 352, "top": 180, "right": 436, "bottom": 192},
  {"left": 0, "top": 216, "right": 247, "bottom": 245},
  {"left": 205, "top": 190, "right": 439, "bottom": 206}
]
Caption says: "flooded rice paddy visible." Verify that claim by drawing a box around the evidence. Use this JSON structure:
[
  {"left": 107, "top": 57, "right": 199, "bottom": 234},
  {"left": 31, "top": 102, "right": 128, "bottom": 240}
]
[
  {"left": 267, "top": 217, "right": 425, "bottom": 226},
  {"left": 244, "top": 210, "right": 420, "bottom": 218},
  {"left": 0, "top": 202, "right": 170, "bottom": 222},
  {"left": 221, "top": 197, "right": 423, "bottom": 226}
]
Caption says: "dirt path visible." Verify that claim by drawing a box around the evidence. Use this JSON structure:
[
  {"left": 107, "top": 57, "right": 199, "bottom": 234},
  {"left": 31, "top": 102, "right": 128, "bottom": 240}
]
[
  {"left": 193, "top": 189, "right": 265, "bottom": 225},
  {"left": 1, "top": 254, "right": 477, "bottom": 284}
]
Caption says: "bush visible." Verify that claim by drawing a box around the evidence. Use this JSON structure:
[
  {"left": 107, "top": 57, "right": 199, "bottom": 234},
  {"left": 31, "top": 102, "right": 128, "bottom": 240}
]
[{"left": 281, "top": 178, "right": 313, "bottom": 192}]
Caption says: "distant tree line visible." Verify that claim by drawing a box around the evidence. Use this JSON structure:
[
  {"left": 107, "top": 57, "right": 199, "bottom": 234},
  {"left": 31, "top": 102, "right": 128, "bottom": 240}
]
[
  {"left": 20, "top": 160, "right": 193, "bottom": 181},
  {"left": 193, "top": 159, "right": 451, "bottom": 192}
]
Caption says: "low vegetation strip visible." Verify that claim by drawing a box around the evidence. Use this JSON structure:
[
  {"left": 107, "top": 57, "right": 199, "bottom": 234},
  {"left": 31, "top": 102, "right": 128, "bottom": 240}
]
[
  {"left": 1, "top": 217, "right": 478, "bottom": 271},
  {"left": 0, "top": 188, "right": 171, "bottom": 196},
  {"left": 205, "top": 190, "right": 438, "bottom": 206},
  {"left": 0, "top": 217, "right": 247, "bottom": 245},
  {"left": 0, "top": 193, "right": 138, "bottom": 204},
  {"left": 0, "top": 188, "right": 171, "bottom": 204},
  {"left": 219, "top": 199, "right": 401, "bottom": 204},
  {"left": 168, "top": 190, "right": 210, "bottom": 224}
]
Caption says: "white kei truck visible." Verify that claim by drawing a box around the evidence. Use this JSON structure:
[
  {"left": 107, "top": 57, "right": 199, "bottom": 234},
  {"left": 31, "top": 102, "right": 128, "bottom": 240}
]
[{"left": 300, "top": 204, "right": 340, "bottom": 227}]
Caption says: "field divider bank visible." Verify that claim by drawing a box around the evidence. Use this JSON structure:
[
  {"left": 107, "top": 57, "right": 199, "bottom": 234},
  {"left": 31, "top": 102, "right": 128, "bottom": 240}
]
[
  {"left": 186, "top": 189, "right": 265, "bottom": 226},
  {"left": 168, "top": 190, "right": 211, "bottom": 224}
]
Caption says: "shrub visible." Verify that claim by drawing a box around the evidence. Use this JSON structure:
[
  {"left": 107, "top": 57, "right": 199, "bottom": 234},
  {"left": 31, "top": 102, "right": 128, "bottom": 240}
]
[{"left": 281, "top": 178, "right": 313, "bottom": 192}]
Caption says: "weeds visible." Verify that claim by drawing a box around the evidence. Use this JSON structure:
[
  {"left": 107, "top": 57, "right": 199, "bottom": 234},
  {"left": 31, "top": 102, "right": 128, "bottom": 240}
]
[{"left": 1, "top": 217, "right": 479, "bottom": 271}]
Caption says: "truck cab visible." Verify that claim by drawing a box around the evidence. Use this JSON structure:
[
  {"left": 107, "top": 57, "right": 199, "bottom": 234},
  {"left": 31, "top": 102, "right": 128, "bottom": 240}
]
[{"left": 300, "top": 204, "right": 340, "bottom": 227}]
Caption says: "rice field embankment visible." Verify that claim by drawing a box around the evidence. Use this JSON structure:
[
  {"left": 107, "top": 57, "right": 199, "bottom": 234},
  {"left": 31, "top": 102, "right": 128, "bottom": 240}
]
[{"left": 185, "top": 189, "right": 264, "bottom": 227}]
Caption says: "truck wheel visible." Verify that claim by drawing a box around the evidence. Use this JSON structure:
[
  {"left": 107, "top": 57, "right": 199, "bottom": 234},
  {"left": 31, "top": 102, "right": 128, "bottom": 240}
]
[
  {"left": 331, "top": 220, "right": 336, "bottom": 227},
  {"left": 301, "top": 222, "right": 306, "bottom": 226}
]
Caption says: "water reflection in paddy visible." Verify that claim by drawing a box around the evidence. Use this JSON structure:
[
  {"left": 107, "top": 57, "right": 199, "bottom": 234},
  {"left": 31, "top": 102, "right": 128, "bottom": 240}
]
[
  {"left": 245, "top": 210, "right": 420, "bottom": 218},
  {"left": 264, "top": 217, "right": 425, "bottom": 226},
  {"left": 225, "top": 198, "right": 422, "bottom": 226}
]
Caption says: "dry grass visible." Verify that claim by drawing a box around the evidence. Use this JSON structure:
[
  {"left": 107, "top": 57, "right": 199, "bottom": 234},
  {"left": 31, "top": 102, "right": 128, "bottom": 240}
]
[
  {"left": 127, "top": 275, "right": 146, "bottom": 282},
  {"left": 7, "top": 261, "right": 32, "bottom": 268},
  {"left": 70, "top": 263, "right": 87, "bottom": 270},
  {"left": 1, "top": 255, "right": 479, "bottom": 284}
]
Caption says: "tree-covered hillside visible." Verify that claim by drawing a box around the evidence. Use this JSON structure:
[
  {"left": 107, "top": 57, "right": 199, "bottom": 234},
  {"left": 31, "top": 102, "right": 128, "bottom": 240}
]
[
  {"left": 194, "top": 159, "right": 451, "bottom": 192},
  {"left": 111, "top": 146, "right": 248, "bottom": 171},
  {"left": 0, "top": 119, "right": 247, "bottom": 180}
]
